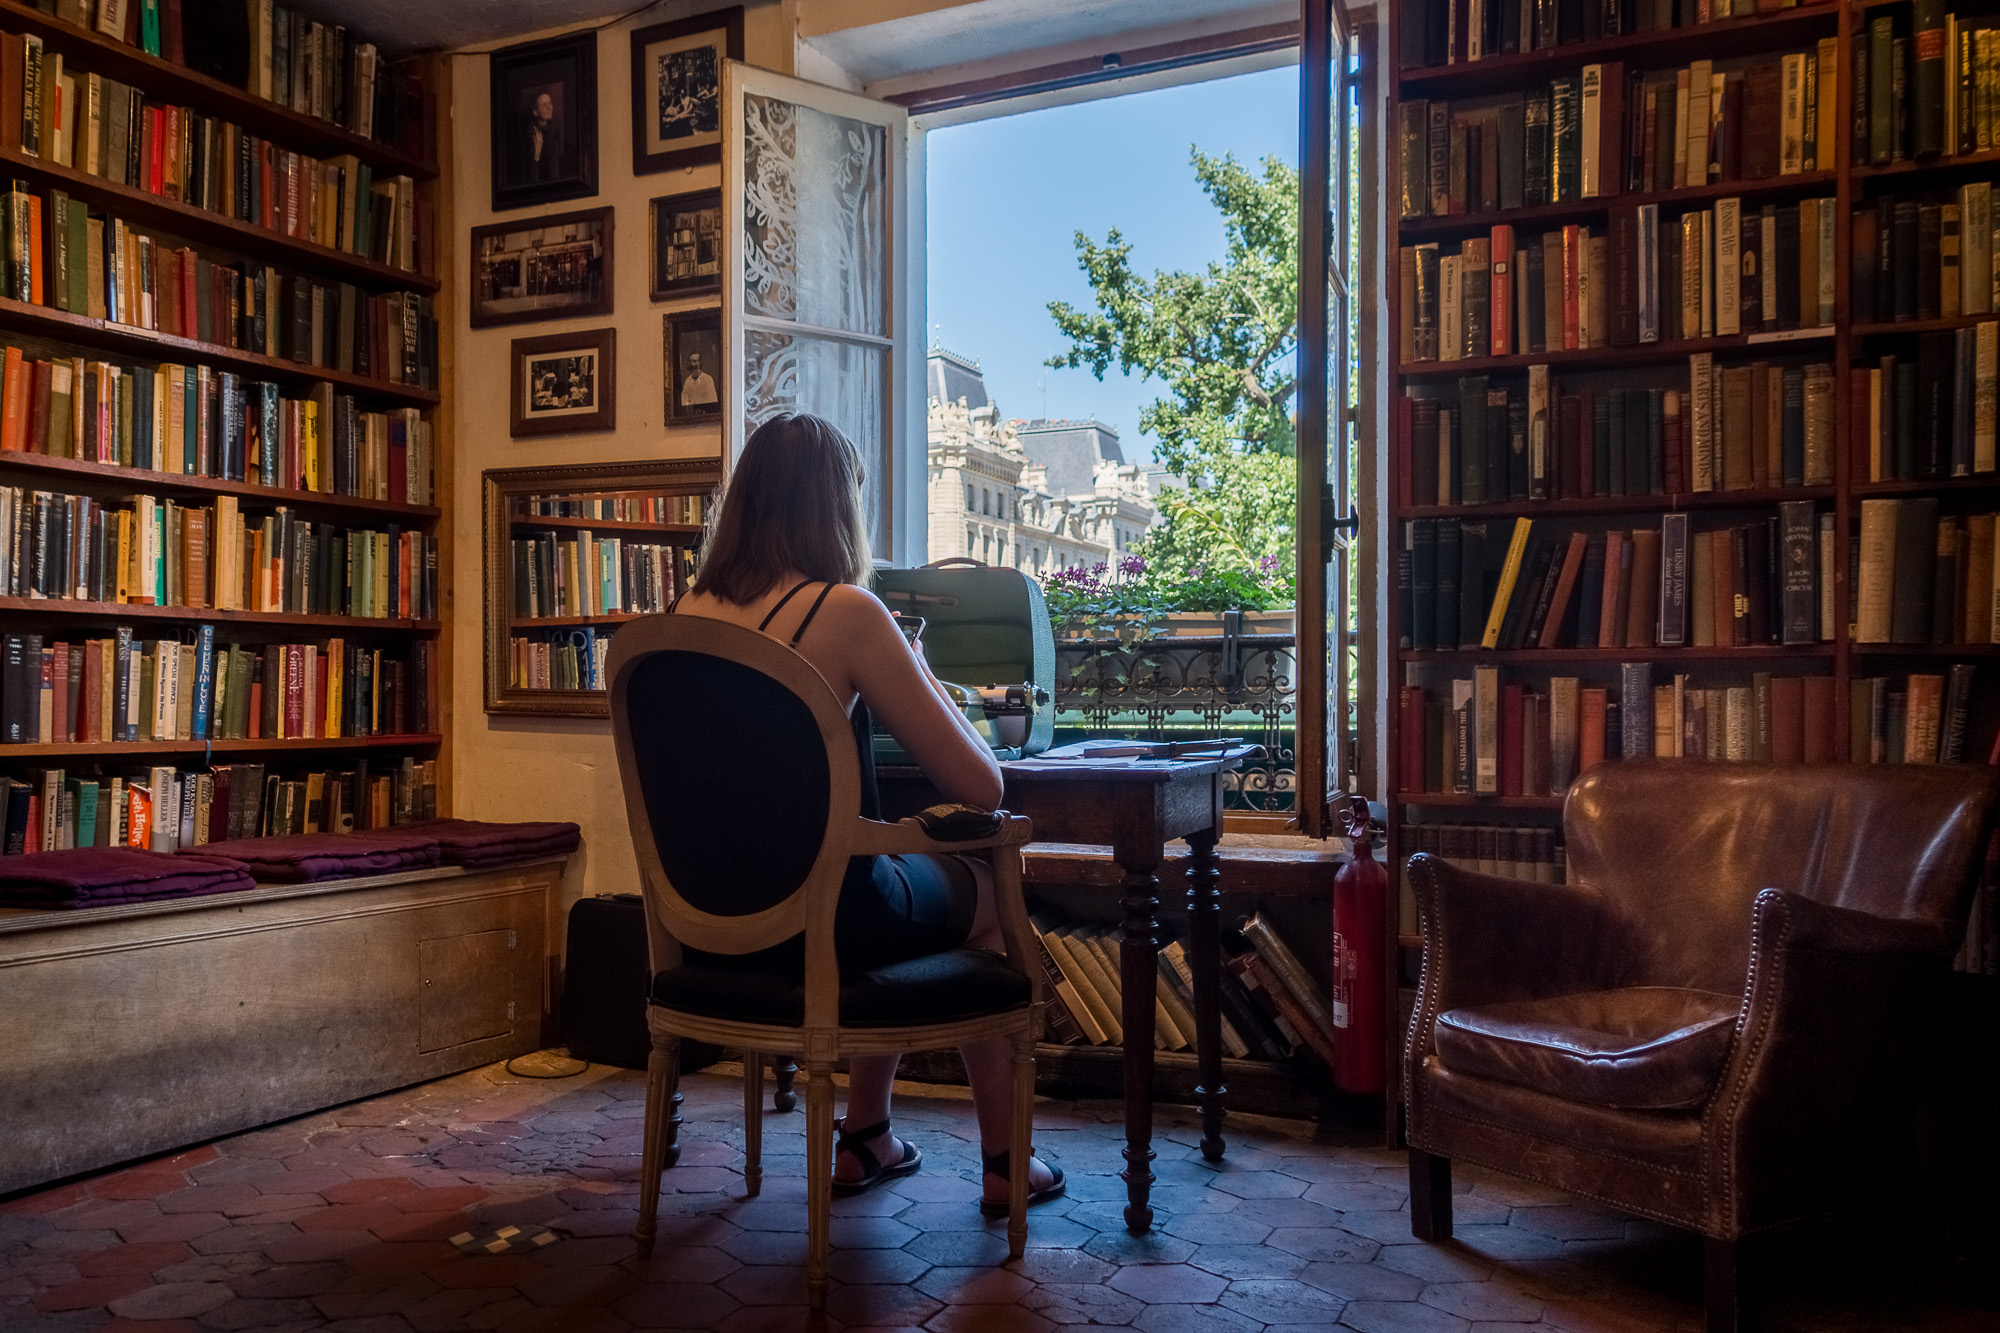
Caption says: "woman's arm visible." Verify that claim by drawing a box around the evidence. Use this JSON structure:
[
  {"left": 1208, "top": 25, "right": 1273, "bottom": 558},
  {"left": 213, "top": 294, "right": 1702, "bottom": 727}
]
[{"left": 831, "top": 589, "right": 1003, "bottom": 810}]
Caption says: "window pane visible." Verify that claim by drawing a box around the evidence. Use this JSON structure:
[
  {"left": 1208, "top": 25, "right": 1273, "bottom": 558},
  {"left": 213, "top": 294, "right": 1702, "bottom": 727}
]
[
  {"left": 741, "top": 93, "right": 887, "bottom": 338},
  {"left": 744, "top": 328, "right": 888, "bottom": 539}
]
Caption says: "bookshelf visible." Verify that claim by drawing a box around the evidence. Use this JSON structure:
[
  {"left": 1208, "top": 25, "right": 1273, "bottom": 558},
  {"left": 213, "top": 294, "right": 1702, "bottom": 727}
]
[
  {"left": 0, "top": 3, "right": 446, "bottom": 853},
  {"left": 1387, "top": 0, "right": 2000, "bottom": 988}
]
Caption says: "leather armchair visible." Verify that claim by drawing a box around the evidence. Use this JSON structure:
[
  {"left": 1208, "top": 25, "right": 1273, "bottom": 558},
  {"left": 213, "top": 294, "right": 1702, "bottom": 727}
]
[{"left": 1404, "top": 763, "right": 2000, "bottom": 1333}]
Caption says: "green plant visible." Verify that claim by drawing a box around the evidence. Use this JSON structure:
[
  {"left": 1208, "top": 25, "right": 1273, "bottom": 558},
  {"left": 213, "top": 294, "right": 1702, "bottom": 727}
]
[{"left": 1041, "top": 554, "right": 1292, "bottom": 635}]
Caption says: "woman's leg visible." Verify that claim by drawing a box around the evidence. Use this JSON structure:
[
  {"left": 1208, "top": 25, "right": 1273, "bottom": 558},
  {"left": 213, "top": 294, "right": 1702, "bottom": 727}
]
[
  {"left": 957, "top": 859, "right": 1057, "bottom": 1199},
  {"left": 835, "top": 1053, "right": 903, "bottom": 1183}
]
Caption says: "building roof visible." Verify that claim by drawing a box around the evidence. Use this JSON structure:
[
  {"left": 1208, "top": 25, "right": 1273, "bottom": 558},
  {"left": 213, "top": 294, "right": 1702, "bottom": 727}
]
[
  {"left": 926, "top": 347, "right": 992, "bottom": 414},
  {"left": 1013, "top": 418, "right": 1124, "bottom": 497}
]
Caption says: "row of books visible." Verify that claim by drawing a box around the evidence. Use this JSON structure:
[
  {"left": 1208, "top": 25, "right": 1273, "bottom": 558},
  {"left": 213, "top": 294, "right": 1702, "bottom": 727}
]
[
  {"left": 1855, "top": 499, "right": 2000, "bottom": 645},
  {"left": 510, "top": 534, "right": 691, "bottom": 623},
  {"left": 0, "top": 349, "right": 433, "bottom": 503},
  {"left": 1854, "top": 187, "right": 2000, "bottom": 327},
  {"left": 1400, "top": 202, "right": 1837, "bottom": 364},
  {"left": 1, "top": 187, "right": 437, "bottom": 387},
  {"left": 31, "top": 0, "right": 407, "bottom": 146},
  {"left": 1396, "top": 819, "right": 1568, "bottom": 935},
  {"left": 1, "top": 31, "right": 420, "bottom": 272},
  {"left": 516, "top": 493, "right": 708, "bottom": 526},
  {"left": 507, "top": 628, "right": 608, "bottom": 694},
  {"left": 1398, "top": 0, "right": 1829, "bottom": 71},
  {"left": 1402, "top": 505, "right": 1829, "bottom": 651},
  {"left": 1849, "top": 666, "right": 1988, "bottom": 764},
  {"left": 1854, "top": 332, "right": 2000, "bottom": 484},
  {"left": 0, "top": 628, "right": 435, "bottom": 745},
  {"left": 1398, "top": 47, "right": 1840, "bottom": 219},
  {"left": 1029, "top": 910, "right": 1337, "bottom": 1069},
  {"left": 1858, "top": 6, "right": 2000, "bottom": 167},
  {"left": 3, "top": 754, "right": 437, "bottom": 856},
  {"left": 1400, "top": 361, "right": 1837, "bottom": 507},
  {"left": 3, "top": 487, "right": 438, "bottom": 619}
]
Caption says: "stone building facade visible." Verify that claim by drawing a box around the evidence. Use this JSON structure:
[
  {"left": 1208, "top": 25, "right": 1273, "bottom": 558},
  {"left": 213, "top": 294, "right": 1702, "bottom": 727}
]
[{"left": 925, "top": 348, "right": 1163, "bottom": 573}]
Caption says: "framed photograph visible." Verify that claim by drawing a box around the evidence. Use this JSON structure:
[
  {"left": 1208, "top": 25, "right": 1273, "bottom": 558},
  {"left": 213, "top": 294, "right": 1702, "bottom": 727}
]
[
  {"left": 629, "top": 8, "right": 743, "bottom": 176},
  {"left": 649, "top": 189, "right": 721, "bottom": 300},
  {"left": 490, "top": 33, "right": 598, "bottom": 211},
  {"left": 470, "top": 206, "right": 613, "bottom": 328},
  {"left": 664, "top": 309, "right": 722, "bottom": 425},
  {"left": 511, "top": 329, "right": 617, "bottom": 437}
]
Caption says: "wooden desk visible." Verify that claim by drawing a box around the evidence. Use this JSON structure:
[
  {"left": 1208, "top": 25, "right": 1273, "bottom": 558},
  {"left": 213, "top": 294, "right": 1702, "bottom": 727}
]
[{"left": 883, "top": 753, "right": 1243, "bottom": 1233}]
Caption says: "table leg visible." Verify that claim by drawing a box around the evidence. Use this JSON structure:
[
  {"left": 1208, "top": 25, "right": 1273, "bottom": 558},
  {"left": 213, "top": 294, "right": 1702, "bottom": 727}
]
[
  {"left": 1119, "top": 850, "right": 1161, "bottom": 1233},
  {"left": 1186, "top": 828, "right": 1228, "bottom": 1163}
]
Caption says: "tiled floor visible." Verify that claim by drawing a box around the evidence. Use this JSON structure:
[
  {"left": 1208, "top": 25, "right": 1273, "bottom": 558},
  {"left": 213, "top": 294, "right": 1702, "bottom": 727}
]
[{"left": 2, "top": 1058, "right": 1995, "bottom": 1333}]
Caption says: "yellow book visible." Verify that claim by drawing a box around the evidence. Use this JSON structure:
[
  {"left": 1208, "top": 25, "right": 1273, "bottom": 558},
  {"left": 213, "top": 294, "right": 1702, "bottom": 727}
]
[
  {"left": 324, "top": 637, "right": 343, "bottom": 737},
  {"left": 1814, "top": 38, "right": 1838, "bottom": 174},
  {"left": 114, "top": 510, "right": 131, "bottom": 602},
  {"left": 302, "top": 399, "right": 319, "bottom": 491},
  {"left": 1479, "top": 516, "right": 1534, "bottom": 649},
  {"left": 373, "top": 532, "right": 390, "bottom": 618}
]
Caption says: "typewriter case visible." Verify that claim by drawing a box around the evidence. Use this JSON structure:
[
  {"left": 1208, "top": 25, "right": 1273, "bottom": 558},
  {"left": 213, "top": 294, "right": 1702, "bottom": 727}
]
[{"left": 872, "top": 563, "right": 1055, "bottom": 763}]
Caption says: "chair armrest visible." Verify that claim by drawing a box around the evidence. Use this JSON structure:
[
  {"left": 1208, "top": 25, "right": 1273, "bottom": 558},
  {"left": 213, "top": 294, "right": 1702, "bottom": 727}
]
[
  {"left": 850, "top": 813, "right": 1034, "bottom": 858},
  {"left": 1757, "top": 888, "right": 1960, "bottom": 959},
  {"left": 1407, "top": 852, "right": 1618, "bottom": 1012}
]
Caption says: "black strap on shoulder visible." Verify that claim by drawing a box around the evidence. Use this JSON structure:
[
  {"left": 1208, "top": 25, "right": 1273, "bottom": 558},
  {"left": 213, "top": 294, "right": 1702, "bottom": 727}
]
[
  {"left": 789, "top": 582, "right": 838, "bottom": 647},
  {"left": 667, "top": 590, "right": 686, "bottom": 613},
  {"left": 755, "top": 580, "right": 815, "bottom": 632}
]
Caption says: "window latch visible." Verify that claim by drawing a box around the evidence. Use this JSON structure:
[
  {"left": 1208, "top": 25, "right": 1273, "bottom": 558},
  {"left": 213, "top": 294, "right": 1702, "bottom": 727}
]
[{"left": 1321, "top": 483, "right": 1357, "bottom": 553}]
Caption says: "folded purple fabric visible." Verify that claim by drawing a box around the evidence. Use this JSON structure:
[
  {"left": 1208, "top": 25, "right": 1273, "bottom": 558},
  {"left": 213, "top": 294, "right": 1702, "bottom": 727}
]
[
  {"left": 193, "top": 833, "right": 442, "bottom": 883},
  {"left": 406, "top": 819, "right": 581, "bottom": 865},
  {"left": 0, "top": 849, "right": 257, "bottom": 908}
]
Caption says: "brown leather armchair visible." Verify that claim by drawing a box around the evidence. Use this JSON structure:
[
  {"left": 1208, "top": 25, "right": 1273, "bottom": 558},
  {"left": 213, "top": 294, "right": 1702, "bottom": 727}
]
[{"left": 1403, "top": 762, "right": 2000, "bottom": 1333}]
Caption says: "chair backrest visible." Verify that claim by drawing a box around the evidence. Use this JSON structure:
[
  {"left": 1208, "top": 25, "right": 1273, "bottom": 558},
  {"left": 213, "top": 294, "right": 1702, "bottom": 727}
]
[
  {"left": 607, "top": 613, "right": 860, "bottom": 981},
  {"left": 1565, "top": 762, "right": 2000, "bottom": 994}
]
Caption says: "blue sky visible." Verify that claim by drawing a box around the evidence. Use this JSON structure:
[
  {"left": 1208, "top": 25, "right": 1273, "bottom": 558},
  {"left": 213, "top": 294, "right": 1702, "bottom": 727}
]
[{"left": 925, "top": 64, "right": 1299, "bottom": 465}]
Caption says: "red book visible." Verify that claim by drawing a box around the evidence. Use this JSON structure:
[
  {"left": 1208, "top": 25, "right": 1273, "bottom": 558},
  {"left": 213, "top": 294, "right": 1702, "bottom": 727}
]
[
  {"left": 1770, "top": 676, "right": 1805, "bottom": 764},
  {"left": 314, "top": 649, "right": 328, "bottom": 738},
  {"left": 208, "top": 767, "right": 233, "bottom": 843},
  {"left": 1401, "top": 686, "right": 1427, "bottom": 793},
  {"left": 260, "top": 143, "right": 276, "bottom": 230},
  {"left": 1498, "top": 683, "right": 1524, "bottom": 798},
  {"left": 1802, "top": 676, "right": 1836, "bottom": 762},
  {"left": 1, "top": 347, "right": 25, "bottom": 451},
  {"left": 25, "top": 359, "right": 50, "bottom": 453},
  {"left": 179, "top": 249, "right": 198, "bottom": 338},
  {"left": 164, "top": 0, "right": 184, "bottom": 63},
  {"left": 1662, "top": 390, "right": 1685, "bottom": 494},
  {"left": 1539, "top": 532, "right": 1591, "bottom": 649},
  {"left": 1597, "top": 63, "right": 1625, "bottom": 199},
  {"left": 148, "top": 107, "right": 167, "bottom": 195},
  {"left": 75, "top": 642, "right": 93, "bottom": 746},
  {"left": 1489, "top": 225, "right": 1515, "bottom": 357},
  {"left": 1580, "top": 688, "right": 1610, "bottom": 771},
  {"left": 49, "top": 642, "right": 67, "bottom": 742},
  {"left": 247, "top": 681, "right": 262, "bottom": 739},
  {"left": 1560, "top": 224, "right": 1582, "bottom": 350},
  {"left": 283, "top": 643, "right": 305, "bottom": 740}
]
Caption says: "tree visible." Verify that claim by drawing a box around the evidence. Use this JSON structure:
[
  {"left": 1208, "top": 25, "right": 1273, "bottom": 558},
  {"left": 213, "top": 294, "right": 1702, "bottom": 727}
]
[{"left": 1045, "top": 147, "right": 1298, "bottom": 584}]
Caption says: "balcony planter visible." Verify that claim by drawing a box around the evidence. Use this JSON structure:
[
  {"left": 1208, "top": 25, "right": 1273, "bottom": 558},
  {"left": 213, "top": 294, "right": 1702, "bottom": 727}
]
[{"left": 1054, "top": 609, "right": 1296, "bottom": 641}]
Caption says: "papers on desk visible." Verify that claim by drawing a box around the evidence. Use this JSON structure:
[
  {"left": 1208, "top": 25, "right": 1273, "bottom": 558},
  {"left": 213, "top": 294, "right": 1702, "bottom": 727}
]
[{"left": 1039, "top": 739, "right": 1265, "bottom": 762}]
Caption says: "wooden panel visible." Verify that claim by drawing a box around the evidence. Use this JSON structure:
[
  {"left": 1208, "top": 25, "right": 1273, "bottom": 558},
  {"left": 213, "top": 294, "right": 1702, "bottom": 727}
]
[
  {"left": 419, "top": 929, "right": 522, "bottom": 1052},
  {"left": 0, "top": 863, "right": 562, "bottom": 1195}
]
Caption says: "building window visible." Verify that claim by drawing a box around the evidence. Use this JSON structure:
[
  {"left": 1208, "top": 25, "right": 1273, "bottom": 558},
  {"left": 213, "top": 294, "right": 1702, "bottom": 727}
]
[
  {"left": 967, "top": 531, "right": 976, "bottom": 554},
  {"left": 966, "top": 483, "right": 975, "bottom": 511},
  {"left": 982, "top": 489, "right": 991, "bottom": 516}
]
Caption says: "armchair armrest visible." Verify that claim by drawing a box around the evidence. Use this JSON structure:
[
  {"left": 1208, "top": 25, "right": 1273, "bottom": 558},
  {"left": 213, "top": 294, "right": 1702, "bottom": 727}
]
[
  {"left": 1407, "top": 852, "right": 1619, "bottom": 1013},
  {"left": 850, "top": 813, "right": 1034, "bottom": 858}
]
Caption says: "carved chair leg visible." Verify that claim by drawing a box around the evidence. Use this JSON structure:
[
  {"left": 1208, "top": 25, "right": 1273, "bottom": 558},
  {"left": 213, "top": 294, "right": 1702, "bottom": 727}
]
[
  {"left": 742, "top": 1051, "right": 764, "bottom": 1197},
  {"left": 804, "top": 1061, "right": 836, "bottom": 1311},
  {"left": 1408, "top": 1148, "right": 1453, "bottom": 1242},
  {"left": 772, "top": 1055, "right": 799, "bottom": 1113},
  {"left": 1705, "top": 1236, "right": 1748, "bottom": 1333},
  {"left": 635, "top": 1037, "right": 681, "bottom": 1258},
  {"left": 1008, "top": 1028, "right": 1035, "bottom": 1259}
]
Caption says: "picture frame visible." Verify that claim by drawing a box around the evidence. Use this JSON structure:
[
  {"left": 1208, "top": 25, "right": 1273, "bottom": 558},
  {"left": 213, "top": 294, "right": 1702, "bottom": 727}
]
[
  {"left": 649, "top": 189, "right": 723, "bottom": 300},
  {"left": 664, "top": 309, "right": 723, "bottom": 425},
  {"left": 489, "top": 32, "right": 599, "bottom": 211},
  {"left": 511, "top": 328, "right": 617, "bottom": 437},
  {"left": 629, "top": 8, "right": 743, "bottom": 177},
  {"left": 470, "top": 206, "right": 614, "bottom": 329}
]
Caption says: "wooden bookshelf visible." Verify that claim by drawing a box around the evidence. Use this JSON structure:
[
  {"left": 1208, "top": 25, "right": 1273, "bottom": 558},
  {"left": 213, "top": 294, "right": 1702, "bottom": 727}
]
[
  {"left": 0, "top": 21, "right": 447, "bottom": 850},
  {"left": 510, "top": 612, "right": 649, "bottom": 629},
  {"left": 1388, "top": 0, "right": 2000, "bottom": 1003},
  {"left": 0, "top": 146, "right": 439, "bottom": 294},
  {"left": 508, "top": 515, "right": 705, "bottom": 537},
  {"left": 0, "top": 0, "right": 436, "bottom": 179}
]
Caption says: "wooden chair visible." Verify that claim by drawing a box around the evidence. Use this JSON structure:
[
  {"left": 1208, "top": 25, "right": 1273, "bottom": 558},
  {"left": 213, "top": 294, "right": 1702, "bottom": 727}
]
[{"left": 606, "top": 613, "right": 1042, "bottom": 1307}]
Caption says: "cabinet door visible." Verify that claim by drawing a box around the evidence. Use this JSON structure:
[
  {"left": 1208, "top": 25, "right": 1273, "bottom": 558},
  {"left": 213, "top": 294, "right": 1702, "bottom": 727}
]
[{"left": 723, "top": 63, "right": 911, "bottom": 560}]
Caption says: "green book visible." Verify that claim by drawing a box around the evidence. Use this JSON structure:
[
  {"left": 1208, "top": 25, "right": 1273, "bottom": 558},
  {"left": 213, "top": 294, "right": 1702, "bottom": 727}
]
[
  {"left": 1870, "top": 17, "right": 1895, "bottom": 165},
  {"left": 118, "top": 369, "right": 134, "bottom": 468},
  {"left": 46, "top": 191, "right": 68, "bottom": 314},
  {"left": 47, "top": 359, "right": 74, "bottom": 454},
  {"left": 64, "top": 195, "right": 88, "bottom": 315},
  {"left": 70, "top": 777, "right": 98, "bottom": 848}
]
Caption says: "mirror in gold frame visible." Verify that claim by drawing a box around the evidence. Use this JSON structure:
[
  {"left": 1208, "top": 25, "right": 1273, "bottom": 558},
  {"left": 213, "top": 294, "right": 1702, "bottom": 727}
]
[{"left": 482, "top": 459, "right": 721, "bottom": 716}]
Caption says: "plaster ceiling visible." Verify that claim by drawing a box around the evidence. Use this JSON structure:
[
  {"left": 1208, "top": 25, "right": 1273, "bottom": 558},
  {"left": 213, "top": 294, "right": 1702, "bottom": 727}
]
[{"left": 297, "top": 0, "right": 633, "bottom": 55}]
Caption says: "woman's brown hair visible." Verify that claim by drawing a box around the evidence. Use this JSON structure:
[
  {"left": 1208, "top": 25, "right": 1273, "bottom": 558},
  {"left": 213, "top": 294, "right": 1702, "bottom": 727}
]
[{"left": 692, "top": 413, "right": 873, "bottom": 603}]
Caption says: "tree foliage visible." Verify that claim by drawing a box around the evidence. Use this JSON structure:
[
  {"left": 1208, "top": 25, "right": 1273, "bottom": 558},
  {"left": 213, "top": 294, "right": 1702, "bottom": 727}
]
[{"left": 1045, "top": 148, "right": 1299, "bottom": 583}]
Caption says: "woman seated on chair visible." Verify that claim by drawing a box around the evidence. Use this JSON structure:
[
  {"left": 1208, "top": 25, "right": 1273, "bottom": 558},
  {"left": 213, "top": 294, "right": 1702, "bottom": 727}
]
[{"left": 674, "top": 411, "right": 1064, "bottom": 1214}]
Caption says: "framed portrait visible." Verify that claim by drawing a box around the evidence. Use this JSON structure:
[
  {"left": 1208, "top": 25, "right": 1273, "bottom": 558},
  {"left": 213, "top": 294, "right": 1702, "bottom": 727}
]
[
  {"left": 490, "top": 33, "right": 599, "bottom": 211},
  {"left": 664, "top": 309, "right": 722, "bottom": 425},
  {"left": 649, "top": 189, "right": 721, "bottom": 300},
  {"left": 629, "top": 8, "right": 743, "bottom": 176},
  {"left": 511, "top": 328, "right": 617, "bottom": 437},
  {"left": 470, "top": 206, "right": 613, "bottom": 328}
]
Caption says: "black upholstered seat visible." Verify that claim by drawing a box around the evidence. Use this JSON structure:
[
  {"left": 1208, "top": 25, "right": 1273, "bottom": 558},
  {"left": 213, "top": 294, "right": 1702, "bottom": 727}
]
[{"left": 652, "top": 948, "right": 1031, "bottom": 1027}]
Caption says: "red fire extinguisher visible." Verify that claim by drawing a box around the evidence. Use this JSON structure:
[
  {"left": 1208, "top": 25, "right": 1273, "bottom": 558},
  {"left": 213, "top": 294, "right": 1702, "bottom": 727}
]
[{"left": 1331, "top": 796, "right": 1388, "bottom": 1096}]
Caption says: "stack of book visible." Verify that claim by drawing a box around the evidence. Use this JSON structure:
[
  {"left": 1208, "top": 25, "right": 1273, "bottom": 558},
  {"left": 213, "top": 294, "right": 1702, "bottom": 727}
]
[
  {"left": 1854, "top": 499, "right": 2000, "bottom": 644},
  {"left": 3, "top": 485, "right": 440, "bottom": 620},
  {"left": 518, "top": 493, "right": 707, "bottom": 526},
  {"left": 509, "top": 532, "right": 689, "bottom": 622},
  {"left": 1857, "top": 2, "right": 2000, "bottom": 166},
  {"left": 0, "top": 628, "right": 435, "bottom": 745},
  {"left": 2, "top": 753, "right": 437, "bottom": 855}
]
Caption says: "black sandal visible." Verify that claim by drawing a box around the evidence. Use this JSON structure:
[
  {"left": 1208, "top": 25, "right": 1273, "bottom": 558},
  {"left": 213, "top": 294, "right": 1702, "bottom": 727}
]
[
  {"left": 979, "top": 1149, "right": 1066, "bottom": 1216},
  {"left": 831, "top": 1118, "right": 922, "bottom": 1197}
]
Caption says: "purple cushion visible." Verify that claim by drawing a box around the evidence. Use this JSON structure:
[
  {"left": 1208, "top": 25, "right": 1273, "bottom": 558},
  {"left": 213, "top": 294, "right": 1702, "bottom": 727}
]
[
  {"left": 407, "top": 819, "right": 581, "bottom": 865},
  {"left": 0, "top": 849, "right": 257, "bottom": 908},
  {"left": 194, "top": 833, "right": 441, "bottom": 883}
]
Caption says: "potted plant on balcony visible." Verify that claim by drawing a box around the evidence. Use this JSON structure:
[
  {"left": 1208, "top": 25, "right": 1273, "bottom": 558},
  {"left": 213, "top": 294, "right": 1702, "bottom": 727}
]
[{"left": 1042, "top": 555, "right": 1294, "bottom": 642}]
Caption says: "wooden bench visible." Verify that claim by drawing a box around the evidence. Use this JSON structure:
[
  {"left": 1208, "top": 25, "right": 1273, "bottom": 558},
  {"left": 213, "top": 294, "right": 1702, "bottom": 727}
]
[{"left": 0, "top": 860, "right": 566, "bottom": 1195}]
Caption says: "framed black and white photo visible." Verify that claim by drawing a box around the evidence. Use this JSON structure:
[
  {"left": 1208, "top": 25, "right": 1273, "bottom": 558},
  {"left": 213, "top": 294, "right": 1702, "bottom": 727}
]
[
  {"left": 490, "top": 33, "right": 598, "bottom": 211},
  {"left": 471, "top": 206, "right": 613, "bottom": 328},
  {"left": 511, "top": 329, "right": 617, "bottom": 437},
  {"left": 629, "top": 8, "right": 742, "bottom": 176},
  {"left": 649, "top": 189, "right": 721, "bottom": 300},
  {"left": 664, "top": 309, "right": 722, "bottom": 425}
]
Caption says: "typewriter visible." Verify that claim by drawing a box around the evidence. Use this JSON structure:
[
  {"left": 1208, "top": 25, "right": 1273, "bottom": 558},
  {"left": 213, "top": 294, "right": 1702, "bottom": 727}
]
[{"left": 872, "top": 562, "right": 1054, "bottom": 763}]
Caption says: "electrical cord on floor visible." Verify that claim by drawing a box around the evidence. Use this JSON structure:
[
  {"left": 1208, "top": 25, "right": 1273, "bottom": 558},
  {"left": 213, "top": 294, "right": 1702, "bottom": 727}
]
[{"left": 505, "top": 1049, "right": 589, "bottom": 1079}]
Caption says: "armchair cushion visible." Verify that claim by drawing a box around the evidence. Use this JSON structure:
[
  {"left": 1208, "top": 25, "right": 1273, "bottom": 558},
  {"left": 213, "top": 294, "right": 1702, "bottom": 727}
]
[
  {"left": 652, "top": 947, "right": 1031, "bottom": 1029},
  {"left": 1435, "top": 986, "right": 1740, "bottom": 1111}
]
